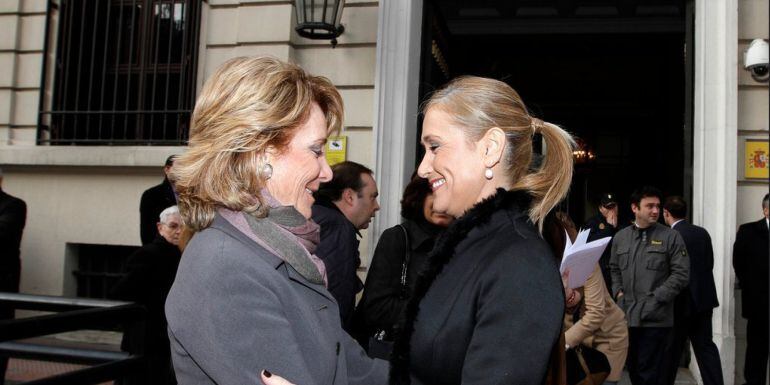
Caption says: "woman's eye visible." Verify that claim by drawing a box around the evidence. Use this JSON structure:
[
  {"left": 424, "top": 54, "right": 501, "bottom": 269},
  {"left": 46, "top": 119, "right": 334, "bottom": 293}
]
[
  {"left": 311, "top": 147, "right": 324, "bottom": 157},
  {"left": 429, "top": 143, "right": 440, "bottom": 152}
]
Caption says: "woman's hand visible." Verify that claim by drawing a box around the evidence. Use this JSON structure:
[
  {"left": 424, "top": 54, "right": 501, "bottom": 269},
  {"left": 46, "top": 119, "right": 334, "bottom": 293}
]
[
  {"left": 566, "top": 289, "right": 582, "bottom": 308},
  {"left": 261, "top": 370, "right": 295, "bottom": 385}
]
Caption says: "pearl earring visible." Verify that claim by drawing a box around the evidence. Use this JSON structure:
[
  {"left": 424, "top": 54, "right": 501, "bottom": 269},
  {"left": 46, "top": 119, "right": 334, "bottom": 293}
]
[
  {"left": 262, "top": 163, "right": 273, "bottom": 180},
  {"left": 484, "top": 168, "right": 493, "bottom": 180}
]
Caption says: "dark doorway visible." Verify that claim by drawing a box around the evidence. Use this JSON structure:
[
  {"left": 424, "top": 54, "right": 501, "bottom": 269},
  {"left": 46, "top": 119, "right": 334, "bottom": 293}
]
[{"left": 418, "top": 0, "right": 691, "bottom": 226}]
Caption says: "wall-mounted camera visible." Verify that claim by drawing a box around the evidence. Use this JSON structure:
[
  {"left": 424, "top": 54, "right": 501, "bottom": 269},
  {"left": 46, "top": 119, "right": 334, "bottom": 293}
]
[{"left": 744, "top": 39, "right": 769, "bottom": 82}]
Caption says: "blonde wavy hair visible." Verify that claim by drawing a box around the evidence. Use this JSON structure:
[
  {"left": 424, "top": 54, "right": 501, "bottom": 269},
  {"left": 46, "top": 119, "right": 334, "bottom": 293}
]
[
  {"left": 172, "top": 56, "right": 343, "bottom": 231},
  {"left": 423, "top": 75, "right": 575, "bottom": 231}
]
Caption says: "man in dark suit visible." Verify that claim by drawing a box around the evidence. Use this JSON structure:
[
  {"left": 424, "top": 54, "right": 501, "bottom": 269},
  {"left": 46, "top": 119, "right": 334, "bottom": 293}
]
[
  {"left": 733, "top": 193, "right": 769, "bottom": 385},
  {"left": 112, "top": 205, "right": 182, "bottom": 385},
  {"left": 662, "top": 196, "right": 723, "bottom": 385},
  {"left": 0, "top": 168, "right": 27, "bottom": 385},
  {"left": 140, "top": 155, "right": 177, "bottom": 244},
  {"left": 312, "top": 161, "right": 380, "bottom": 331}
]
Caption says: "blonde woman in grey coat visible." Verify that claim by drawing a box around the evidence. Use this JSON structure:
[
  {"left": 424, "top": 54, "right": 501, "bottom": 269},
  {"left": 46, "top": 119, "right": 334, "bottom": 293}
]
[{"left": 165, "top": 56, "right": 387, "bottom": 385}]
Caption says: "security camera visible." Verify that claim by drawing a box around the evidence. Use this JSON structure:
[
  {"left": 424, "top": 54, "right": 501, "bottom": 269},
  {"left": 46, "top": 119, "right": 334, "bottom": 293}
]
[{"left": 744, "top": 39, "right": 769, "bottom": 82}]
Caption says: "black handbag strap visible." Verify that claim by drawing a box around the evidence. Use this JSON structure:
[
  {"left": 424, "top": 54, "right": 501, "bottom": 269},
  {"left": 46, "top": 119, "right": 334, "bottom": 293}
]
[{"left": 396, "top": 224, "right": 411, "bottom": 298}]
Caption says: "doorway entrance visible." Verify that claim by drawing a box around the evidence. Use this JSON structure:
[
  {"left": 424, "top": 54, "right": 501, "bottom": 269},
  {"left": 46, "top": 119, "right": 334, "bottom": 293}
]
[{"left": 418, "top": 0, "right": 691, "bottom": 227}]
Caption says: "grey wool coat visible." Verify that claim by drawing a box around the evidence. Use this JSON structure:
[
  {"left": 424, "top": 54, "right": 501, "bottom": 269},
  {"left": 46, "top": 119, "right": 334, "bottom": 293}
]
[{"left": 165, "top": 214, "right": 388, "bottom": 385}]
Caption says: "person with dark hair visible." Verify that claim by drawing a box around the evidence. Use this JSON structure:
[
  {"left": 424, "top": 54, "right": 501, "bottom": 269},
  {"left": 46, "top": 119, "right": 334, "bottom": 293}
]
[
  {"left": 140, "top": 155, "right": 178, "bottom": 244},
  {"left": 733, "top": 193, "right": 769, "bottom": 385},
  {"left": 609, "top": 186, "right": 689, "bottom": 385},
  {"left": 312, "top": 160, "right": 380, "bottom": 330},
  {"left": 585, "top": 192, "right": 621, "bottom": 289},
  {"left": 353, "top": 174, "right": 452, "bottom": 356},
  {"left": 0, "top": 168, "right": 26, "bottom": 385},
  {"left": 662, "top": 196, "right": 723, "bottom": 385}
]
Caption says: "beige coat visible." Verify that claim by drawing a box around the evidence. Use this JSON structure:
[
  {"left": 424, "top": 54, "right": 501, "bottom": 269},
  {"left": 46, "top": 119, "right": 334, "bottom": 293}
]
[{"left": 564, "top": 264, "right": 629, "bottom": 381}]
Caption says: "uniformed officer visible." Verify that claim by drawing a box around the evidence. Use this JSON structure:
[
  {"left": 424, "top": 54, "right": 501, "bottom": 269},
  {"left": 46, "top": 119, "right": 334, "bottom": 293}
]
[
  {"left": 609, "top": 186, "right": 689, "bottom": 385},
  {"left": 585, "top": 192, "right": 620, "bottom": 289}
]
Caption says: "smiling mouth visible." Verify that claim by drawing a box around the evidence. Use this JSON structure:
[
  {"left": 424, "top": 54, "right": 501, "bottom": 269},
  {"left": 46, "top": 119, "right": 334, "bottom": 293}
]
[{"left": 430, "top": 178, "right": 446, "bottom": 191}]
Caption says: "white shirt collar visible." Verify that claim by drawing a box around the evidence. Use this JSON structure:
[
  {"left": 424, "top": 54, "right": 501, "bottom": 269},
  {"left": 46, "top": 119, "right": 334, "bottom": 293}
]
[{"left": 672, "top": 219, "right": 684, "bottom": 229}]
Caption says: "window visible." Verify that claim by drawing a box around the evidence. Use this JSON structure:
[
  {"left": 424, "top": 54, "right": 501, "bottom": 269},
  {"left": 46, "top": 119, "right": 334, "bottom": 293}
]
[{"left": 38, "top": 0, "right": 201, "bottom": 145}]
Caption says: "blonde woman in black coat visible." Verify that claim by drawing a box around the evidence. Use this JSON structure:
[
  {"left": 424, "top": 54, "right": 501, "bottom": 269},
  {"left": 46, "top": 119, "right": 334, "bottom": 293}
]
[{"left": 388, "top": 76, "right": 574, "bottom": 385}]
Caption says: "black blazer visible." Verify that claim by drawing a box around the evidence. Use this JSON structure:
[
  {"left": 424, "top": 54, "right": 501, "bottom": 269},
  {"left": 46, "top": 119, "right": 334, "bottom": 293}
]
[
  {"left": 672, "top": 220, "right": 719, "bottom": 313},
  {"left": 139, "top": 178, "right": 176, "bottom": 245},
  {"left": 733, "top": 218, "right": 769, "bottom": 319},
  {"left": 0, "top": 189, "right": 26, "bottom": 293}
]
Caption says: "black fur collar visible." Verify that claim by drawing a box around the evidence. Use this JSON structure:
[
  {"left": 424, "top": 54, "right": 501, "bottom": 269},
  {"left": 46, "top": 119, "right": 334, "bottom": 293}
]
[{"left": 389, "top": 188, "right": 532, "bottom": 385}]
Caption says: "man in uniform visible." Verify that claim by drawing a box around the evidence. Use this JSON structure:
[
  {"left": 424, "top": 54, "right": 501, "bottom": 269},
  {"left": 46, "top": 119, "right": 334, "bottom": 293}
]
[
  {"left": 733, "top": 193, "right": 769, "bottom": 385},
  {"left": 662, "top": 196, "right": 723, "bottom": 385},
  {"left": 585, "top": 192, "right": 620, "bottom": 289},
  {"left": 312, "top": 161, "right": 380, "bottom": 331},
  {"left": 610, "top": 186, "right": 689, "bottom": 385}
]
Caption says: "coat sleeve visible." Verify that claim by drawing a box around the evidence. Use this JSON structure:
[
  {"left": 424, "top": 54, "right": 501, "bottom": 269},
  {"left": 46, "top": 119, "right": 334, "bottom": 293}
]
[
  {"left": 609, "top": 238, "right": 624, "bottom": 298},
  {"left": 358, "top": 227, "right": 408, "bottom": 330},
  {"left": 169, "top": 264, "right": 322, "bottom": 385},
  {"left": 652, "top": 232, "right": 689, "bottom": 303},
  {"left": 110, "top": 250, "right": 154, "bottom": 301},
  {"left": 461, "top": 245, "right": 564, "bottom": 385},
  {"left": 0, "top": 198, "right": 26, "bottom": 247},
  {"left": 316, "top": 223, "right": 361, "bottom": 324},
  {"left": 732, "top": 225, "right": 749, "bottom": 287},
  {"left": 564, "top": 264, "right": 607, "bottom": 347}
]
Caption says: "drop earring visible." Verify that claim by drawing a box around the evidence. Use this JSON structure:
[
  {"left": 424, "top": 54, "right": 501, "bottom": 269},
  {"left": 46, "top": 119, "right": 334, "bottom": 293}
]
[
  {"left": 262, "top": 163, "right": 273, "bottom": 180},
  {"left": 484, "top": 168, "right": 493, "bottom": 180}
]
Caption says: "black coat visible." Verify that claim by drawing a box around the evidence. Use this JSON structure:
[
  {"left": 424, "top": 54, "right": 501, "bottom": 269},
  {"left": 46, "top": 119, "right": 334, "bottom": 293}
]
[
  {"left": 733, "top": 218, "right": 769, "bottom": 319},
  {"left": 671, "top": 220, "right": 720, "bottom": 314},
  {"left": 355, "top": 219, "right": 439, "bottom": 339},
  {"left": 0, "top": 189, "right": 26, "bottom": 319},
  {"left": 140, "top": 178, "right": 176, "bottom": 245},
  {"left": 390, "top": 190, "right": 565, "bottom": 385},
  {"left": 110, "top": 236, "right": 182, "bottom": 354},
  {"left": 312, "top": 198, "right": 363, "bottom": 330}
]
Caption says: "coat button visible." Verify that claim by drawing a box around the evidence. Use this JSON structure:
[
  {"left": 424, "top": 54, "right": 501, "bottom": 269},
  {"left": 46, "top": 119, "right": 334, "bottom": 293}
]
[{"left": 336, "top": 342, "right": 340, "bottom": 356}]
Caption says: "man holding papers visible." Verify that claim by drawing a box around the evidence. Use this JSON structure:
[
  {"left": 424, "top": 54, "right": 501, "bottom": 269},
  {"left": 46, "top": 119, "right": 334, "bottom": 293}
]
[{"left": 609, "top": 186, "right": 689, "bottom": 385}]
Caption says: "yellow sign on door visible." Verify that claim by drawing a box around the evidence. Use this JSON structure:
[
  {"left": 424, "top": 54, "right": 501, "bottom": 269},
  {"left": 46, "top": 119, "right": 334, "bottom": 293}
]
[
  {"left": 325, "top": 136, "right": 347, "bottom": 166},
  {"left": 745, "top": 139, "right": 769, "bottom": 180}
]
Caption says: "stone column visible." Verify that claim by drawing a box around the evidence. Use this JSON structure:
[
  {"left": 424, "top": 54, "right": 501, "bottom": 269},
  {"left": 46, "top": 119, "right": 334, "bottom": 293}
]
[
  {"left": 370, "top": 0, "right": 423, "bottom": 253},
  {"left": 693, "top": 0, "right": 738, "bottom": 383}
]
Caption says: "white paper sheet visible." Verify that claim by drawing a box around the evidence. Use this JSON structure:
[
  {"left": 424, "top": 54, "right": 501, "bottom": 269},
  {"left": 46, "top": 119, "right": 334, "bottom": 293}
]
[{"left": 559, "top": 229, "right": 611, "bottom": 289}]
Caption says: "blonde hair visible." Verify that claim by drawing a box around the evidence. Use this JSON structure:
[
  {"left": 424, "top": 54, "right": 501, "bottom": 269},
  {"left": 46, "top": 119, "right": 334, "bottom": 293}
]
[
  {"left": 424, "top": 75, "right": 574, "bottom": 231},
  {"left": 173, "top": 56, "right": 343, "bottom": 231}
]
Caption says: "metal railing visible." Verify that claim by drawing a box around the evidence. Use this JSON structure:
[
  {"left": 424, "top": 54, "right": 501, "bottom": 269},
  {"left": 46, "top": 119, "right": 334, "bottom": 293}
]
[
  {"left": 0, "top": 292, "right": 147, "bottom": 385},
  {"left": 37, "top": 0, "right": 201, "bottom": 145}
]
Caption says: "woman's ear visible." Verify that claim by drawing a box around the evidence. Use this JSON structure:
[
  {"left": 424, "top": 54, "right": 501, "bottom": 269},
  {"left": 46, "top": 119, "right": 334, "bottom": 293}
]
[{"left": 481, "top": 127, "right": 506, "bottom": 168}]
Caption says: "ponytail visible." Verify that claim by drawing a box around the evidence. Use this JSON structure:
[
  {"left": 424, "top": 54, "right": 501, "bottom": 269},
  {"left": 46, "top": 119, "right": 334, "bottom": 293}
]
[{"left": 511, "top": 119, "right": 575, "bottom": 232}]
